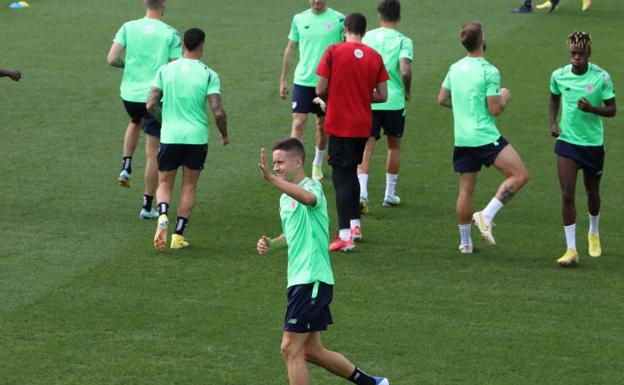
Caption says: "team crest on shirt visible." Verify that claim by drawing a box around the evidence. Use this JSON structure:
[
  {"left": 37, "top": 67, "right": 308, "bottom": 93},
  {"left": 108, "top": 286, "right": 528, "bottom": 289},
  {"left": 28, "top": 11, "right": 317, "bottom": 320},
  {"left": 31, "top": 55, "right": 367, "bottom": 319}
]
[
  {"left": 586, "top": 84, "right": 595, "bottom": 93},
  {"left": 325, "top": 23, "right": 334, "bottom": 31},
  {"left": 290, "top": 199, "right": 298, "bottom": 209},
  {"left": 354, "top": 49, "right": 364, "bottom": 59}
]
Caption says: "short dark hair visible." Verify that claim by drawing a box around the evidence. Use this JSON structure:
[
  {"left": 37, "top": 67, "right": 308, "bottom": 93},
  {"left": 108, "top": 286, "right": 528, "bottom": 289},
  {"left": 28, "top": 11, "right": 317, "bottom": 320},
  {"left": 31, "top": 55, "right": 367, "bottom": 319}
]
[
  {"left": 567, "top": 31, "right": 592, "bottom": 54},
  {"left": 271, "top": 137, "right": 305, "bottom": 164},
  {"left": 377, "top": 0, "right": 401, "bottom": 22},
  {"left": 460, "top": 21, "right": 483, "bottom": 53},
  {"left": 344, "top": 13, "right": 367, "bottom": 36},
  {"left": 184, "top": 28, "right": 205, "bottom": 52},
  {"left": 145, "top": 0, "right": 162, "bottom": 10}
]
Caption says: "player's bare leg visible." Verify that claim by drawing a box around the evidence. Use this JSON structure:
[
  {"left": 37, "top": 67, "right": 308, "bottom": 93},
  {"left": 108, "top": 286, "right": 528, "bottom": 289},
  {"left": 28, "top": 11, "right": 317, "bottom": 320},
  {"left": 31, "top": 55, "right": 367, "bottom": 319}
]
[
  {"left": 281, "top": 332, "right": 310, "bottom": 385},
  {"left": 457, "top": 172, "right": 477, "bottom": 225},
  {"left": 357, "top": 137, "right": 376, "bottom": 212},
  {"left": 291, "top": 113, "right": 309, "bottom": 142},
  {"left": 557, "top": 155, "right": 580, "bottom": 265},
  {"left": 583, "top": 170, "right": 601, "bottom": 257},
  {"left": 177, "top": 167, "right": 201, "bottom": 219},
  {"left": 312, "top": 116, "right": 327, "bottom": 179},
  {"left": 303, "top": 332, "right": 355, "bottom": 378},
  {"left": 154, "top": 169, "right": 176, "bottom": 251},
  {"left": 118, "top": 119, "right": 142, "bottom": 187},
  {"left": 492, "top": 145, "right": 529, "bottom": 204},
  {"left": 383, "top": 135, "right": 401, "bottom": 206},
  {"left": 144, "top": 135, "right": 159, "bottom": 198}
]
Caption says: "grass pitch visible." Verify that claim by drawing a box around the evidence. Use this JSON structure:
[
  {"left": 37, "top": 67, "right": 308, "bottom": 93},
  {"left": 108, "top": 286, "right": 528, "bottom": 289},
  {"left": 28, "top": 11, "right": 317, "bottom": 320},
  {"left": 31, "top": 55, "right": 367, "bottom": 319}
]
[{"left": 1, "top": 1, "right": 623, "bottom": 384}]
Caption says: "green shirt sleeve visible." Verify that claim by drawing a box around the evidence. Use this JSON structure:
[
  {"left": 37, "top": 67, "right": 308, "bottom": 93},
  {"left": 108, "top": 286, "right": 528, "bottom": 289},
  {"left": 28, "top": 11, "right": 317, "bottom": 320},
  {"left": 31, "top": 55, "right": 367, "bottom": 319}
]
[
  {"left": 442, "top": 68, "right": 451, "bottom": 90},
  {"left": 399, "top": 37, "right": 413, "bottom": 61},
  {"left": 601, "top": 71, "right": 615, "bottom": 100},
  {"left": 207, "top": 71, "right": 221, "bottom": 96},
  {"left": 302, "top": 179, "right": 323, "bottom": 208},
  {"left": 113, "top": 24, "right": 126, "bottom": 47},
  {"left": 485, "top": 66, "right": 500, "bottom": 97},
  {"left": 550, "top": 70, "right": 561, "bottom": 95},
  {"left": 288, "top": 16, "right": 299, "bottom": 42},
  {"left": 169, "top": 31, "right": 182, "bottom": 60}
]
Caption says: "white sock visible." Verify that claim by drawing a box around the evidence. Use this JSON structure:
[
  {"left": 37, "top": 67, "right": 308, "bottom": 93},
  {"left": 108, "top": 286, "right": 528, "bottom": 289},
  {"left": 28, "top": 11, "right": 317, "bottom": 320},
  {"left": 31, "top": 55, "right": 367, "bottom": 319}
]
[
  {"left": 482, "top": 197, "right": 504, "bottom": 222},
  {"left": 339, "top": 228, "right": 351, "bottom": 241},
  {"left": 350, "top": 219, "right": 361, "bottom": 229},
  {"left": 358, "top": 173, "right": 369, "bottom": 200},
  {"left": 459, "top": 224, "right": 472, "bottom": 245},
  {"left": 589, "top": 213, "right": 600, "bottom": 234},
  {"left": 313, "top": 147, "right": 324, "bottom": 167},
  {"left": 564, "top": 224, "right": 576, "bottom": 250},
  {"left": 385, "top": 173, "right": 398, "bottom": 197}
]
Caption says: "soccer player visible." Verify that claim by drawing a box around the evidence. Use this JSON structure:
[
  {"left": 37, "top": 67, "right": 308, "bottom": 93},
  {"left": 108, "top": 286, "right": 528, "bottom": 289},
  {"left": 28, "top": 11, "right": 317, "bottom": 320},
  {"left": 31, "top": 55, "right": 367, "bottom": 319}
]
[
  {"left": 549, "top": 32, "right": 616, "bottom": 267},
  {"left": 147, "top": 28, "right": 229, "bottom": 250},
  {"left": 316, "top": 13, "right": 389, "bottom": 252},
  {"left": 280, "top": 0, "right": 345, "bottom": 180},
  {"left": 0, "top": 68, "right": 21, "bottom": 81},
  {"left": 107, "top": 0, "right": 181, "bottom": 219},
  {"left": 535, "top": 0, "right": 592, "bottom": 12},
  {"left": 357, "top": 0, "right": 412, "bottom": 212},
  {"left": 257, "top": 137, "right": 389, "bottom": 385},
  {"left": 438, "top": 21, "right": 529, "bottom": 254}
]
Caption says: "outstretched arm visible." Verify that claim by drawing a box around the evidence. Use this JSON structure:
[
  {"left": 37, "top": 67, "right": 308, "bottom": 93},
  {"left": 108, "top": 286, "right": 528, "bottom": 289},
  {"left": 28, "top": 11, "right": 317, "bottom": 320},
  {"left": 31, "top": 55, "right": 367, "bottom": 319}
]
[
  {"left": 107, "top": 43, "right": 125, "bottom": 68},
  {"left": 280, "top": 40, "right": 297, "bottom": 99},
  {"left": 549, "top": 93, "right": 562, "bottom": 137},
  {"left": 258, "top": 148, "right": 317, "bottom": 206},
  {"left": 438, "top": 87, "right": 452, "bottom": 108},
  {"left": 400, "top": 58, "right": 412, "bottom": 101},
  {"left": 208, "top": 94, "right": 229, "bottom": 145},
  {"left": 0, "top": 69, "right": 21, "bottom": 81},
  {"left": 146, "top": 87, "right": 163, "bottom": 122},
  {"left": 257, "top": 234, "right": 287, "bottom": 254},
  {"left": 487, "top": 88, "right": 511, "bottom": 116},
  {"left": 578, "top": 97, "right": 616, "bottom": 118},
  {"left": 372, "top": 81, "right": 388, "bottom": 103}
]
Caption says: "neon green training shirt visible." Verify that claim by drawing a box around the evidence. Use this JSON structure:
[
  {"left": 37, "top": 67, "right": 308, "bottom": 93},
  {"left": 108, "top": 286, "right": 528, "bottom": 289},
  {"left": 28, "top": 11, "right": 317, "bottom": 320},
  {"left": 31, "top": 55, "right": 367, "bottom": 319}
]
[
  {"left": 363, "top": 27, "right": 413, "bottom": 110},
  {"left": 442, "top": 56, "right": 502, "bottom": 147},
  {"left": 550, "top": 63, "right": 615, "bottom": 146},
  {"left": 152, "top": 58, "right": 221, "bottom": 145},
  {"left": 288, "top": 8, "right": 345, "bottom": 87},
  {"left": 113, "top": 17, "right": 181, "bottom": 102},
  {"left": 279, "top": 178, "right": 334, "bottom": 288}
]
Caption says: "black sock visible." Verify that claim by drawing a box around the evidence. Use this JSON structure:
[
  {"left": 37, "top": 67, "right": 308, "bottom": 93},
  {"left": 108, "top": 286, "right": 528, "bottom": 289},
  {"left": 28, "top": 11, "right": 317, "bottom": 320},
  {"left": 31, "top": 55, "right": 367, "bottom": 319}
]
[
  {"left": 142, "top": 195, "right": 154, "bottom": 211},
  {"left": 525, "top": 0, "right": 532, "bottom": 7},
  {"left": 122, "top": 156, "right": 132, "bottom": 173},
  {"left": 175, "top": 217, "right": 188, "bottom": 235},
  {"left": 349, "top": 368, "right": 376, "bottom": 385},
  {"left": 157, "top": 202, "right": 169, "bottom": 216}
]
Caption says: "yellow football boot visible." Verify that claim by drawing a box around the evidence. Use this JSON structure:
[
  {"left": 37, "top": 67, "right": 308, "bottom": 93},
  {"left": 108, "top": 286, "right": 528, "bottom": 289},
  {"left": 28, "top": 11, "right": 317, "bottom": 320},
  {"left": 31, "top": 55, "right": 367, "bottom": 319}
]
[
  {"left": 588, "top": 233, "right": 601, "bottom": 257},
  {"left": 557, "top": 248, "right": 579, "bottom": 267},
  {"left": 171, "top": 234, "right": 190, "bottom": 249}
]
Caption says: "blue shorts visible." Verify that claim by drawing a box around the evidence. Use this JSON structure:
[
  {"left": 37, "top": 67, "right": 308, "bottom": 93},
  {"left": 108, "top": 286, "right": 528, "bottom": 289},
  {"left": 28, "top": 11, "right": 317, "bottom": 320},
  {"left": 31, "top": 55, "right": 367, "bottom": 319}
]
[
  {"left": 157, "top": 143, "right": 208, "bottom": 171},
  {"left": 122, "top": 100, "right": 161, "bottom": 137},
  {"left": 284, "top": 281, "right": 333, "bottom": 333},
  {"left": 291, "top": 84, "right": 325, "bottom": 117},
  {"left": 555, "top": 140, "right": 605, "bottom": 177},
  {"left": 453, "top": 136, "right": 509, "bottom": 173},
  {"left": 371, "top": 109, "right": 405, "bottom": 139}
]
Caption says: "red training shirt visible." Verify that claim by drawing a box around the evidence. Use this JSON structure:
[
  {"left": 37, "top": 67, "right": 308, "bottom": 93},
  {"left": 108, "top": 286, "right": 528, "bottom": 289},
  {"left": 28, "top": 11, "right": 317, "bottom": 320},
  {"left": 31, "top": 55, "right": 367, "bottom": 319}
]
[{"left": 316, "top": 42, "right": 389, "bottom": 138}]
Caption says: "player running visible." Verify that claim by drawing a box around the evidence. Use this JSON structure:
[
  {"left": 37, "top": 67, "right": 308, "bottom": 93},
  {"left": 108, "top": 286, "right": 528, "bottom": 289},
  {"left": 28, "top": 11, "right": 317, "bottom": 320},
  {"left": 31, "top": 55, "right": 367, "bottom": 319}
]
[
  {"left": 107, "top": 0, "right": 181, "bottom": 219},
  {"left": 257, "top": 137, "right": 390, "bottom": 385},
  {"left": 280, "top": 0, "right": 345, "bottom": 180},
  {"left": 357, "top": 0, "right": 412, "bottom": 212},
  {"left": 549, "top": 32, "right": 616, "bottom": 267},
  {"left": 438, "top": 21, "right": 529, "bottom": 254},
  {"left": 147, "top": 28, "right": 229, "bottom": 250}
]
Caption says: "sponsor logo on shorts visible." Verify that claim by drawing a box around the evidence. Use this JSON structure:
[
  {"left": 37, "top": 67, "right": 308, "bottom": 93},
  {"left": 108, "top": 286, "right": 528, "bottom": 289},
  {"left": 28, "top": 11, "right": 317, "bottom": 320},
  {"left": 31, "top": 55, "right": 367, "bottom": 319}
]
[
  {"left": 354, "top": 49, "right": 364, "bottom": 59},
  {"left": 288, "top": 318, "right": 298, "bottom": 325},
  {"left": 292, "top": 102, "right": 298, "bottom": 109}
]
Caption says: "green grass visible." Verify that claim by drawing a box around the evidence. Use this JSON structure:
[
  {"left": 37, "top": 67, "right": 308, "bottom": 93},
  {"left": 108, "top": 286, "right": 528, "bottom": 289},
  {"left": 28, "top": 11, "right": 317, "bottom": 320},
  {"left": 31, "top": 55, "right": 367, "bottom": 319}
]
[{"left": 1, "top": 0, "right": 624, "bottom": 384}]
